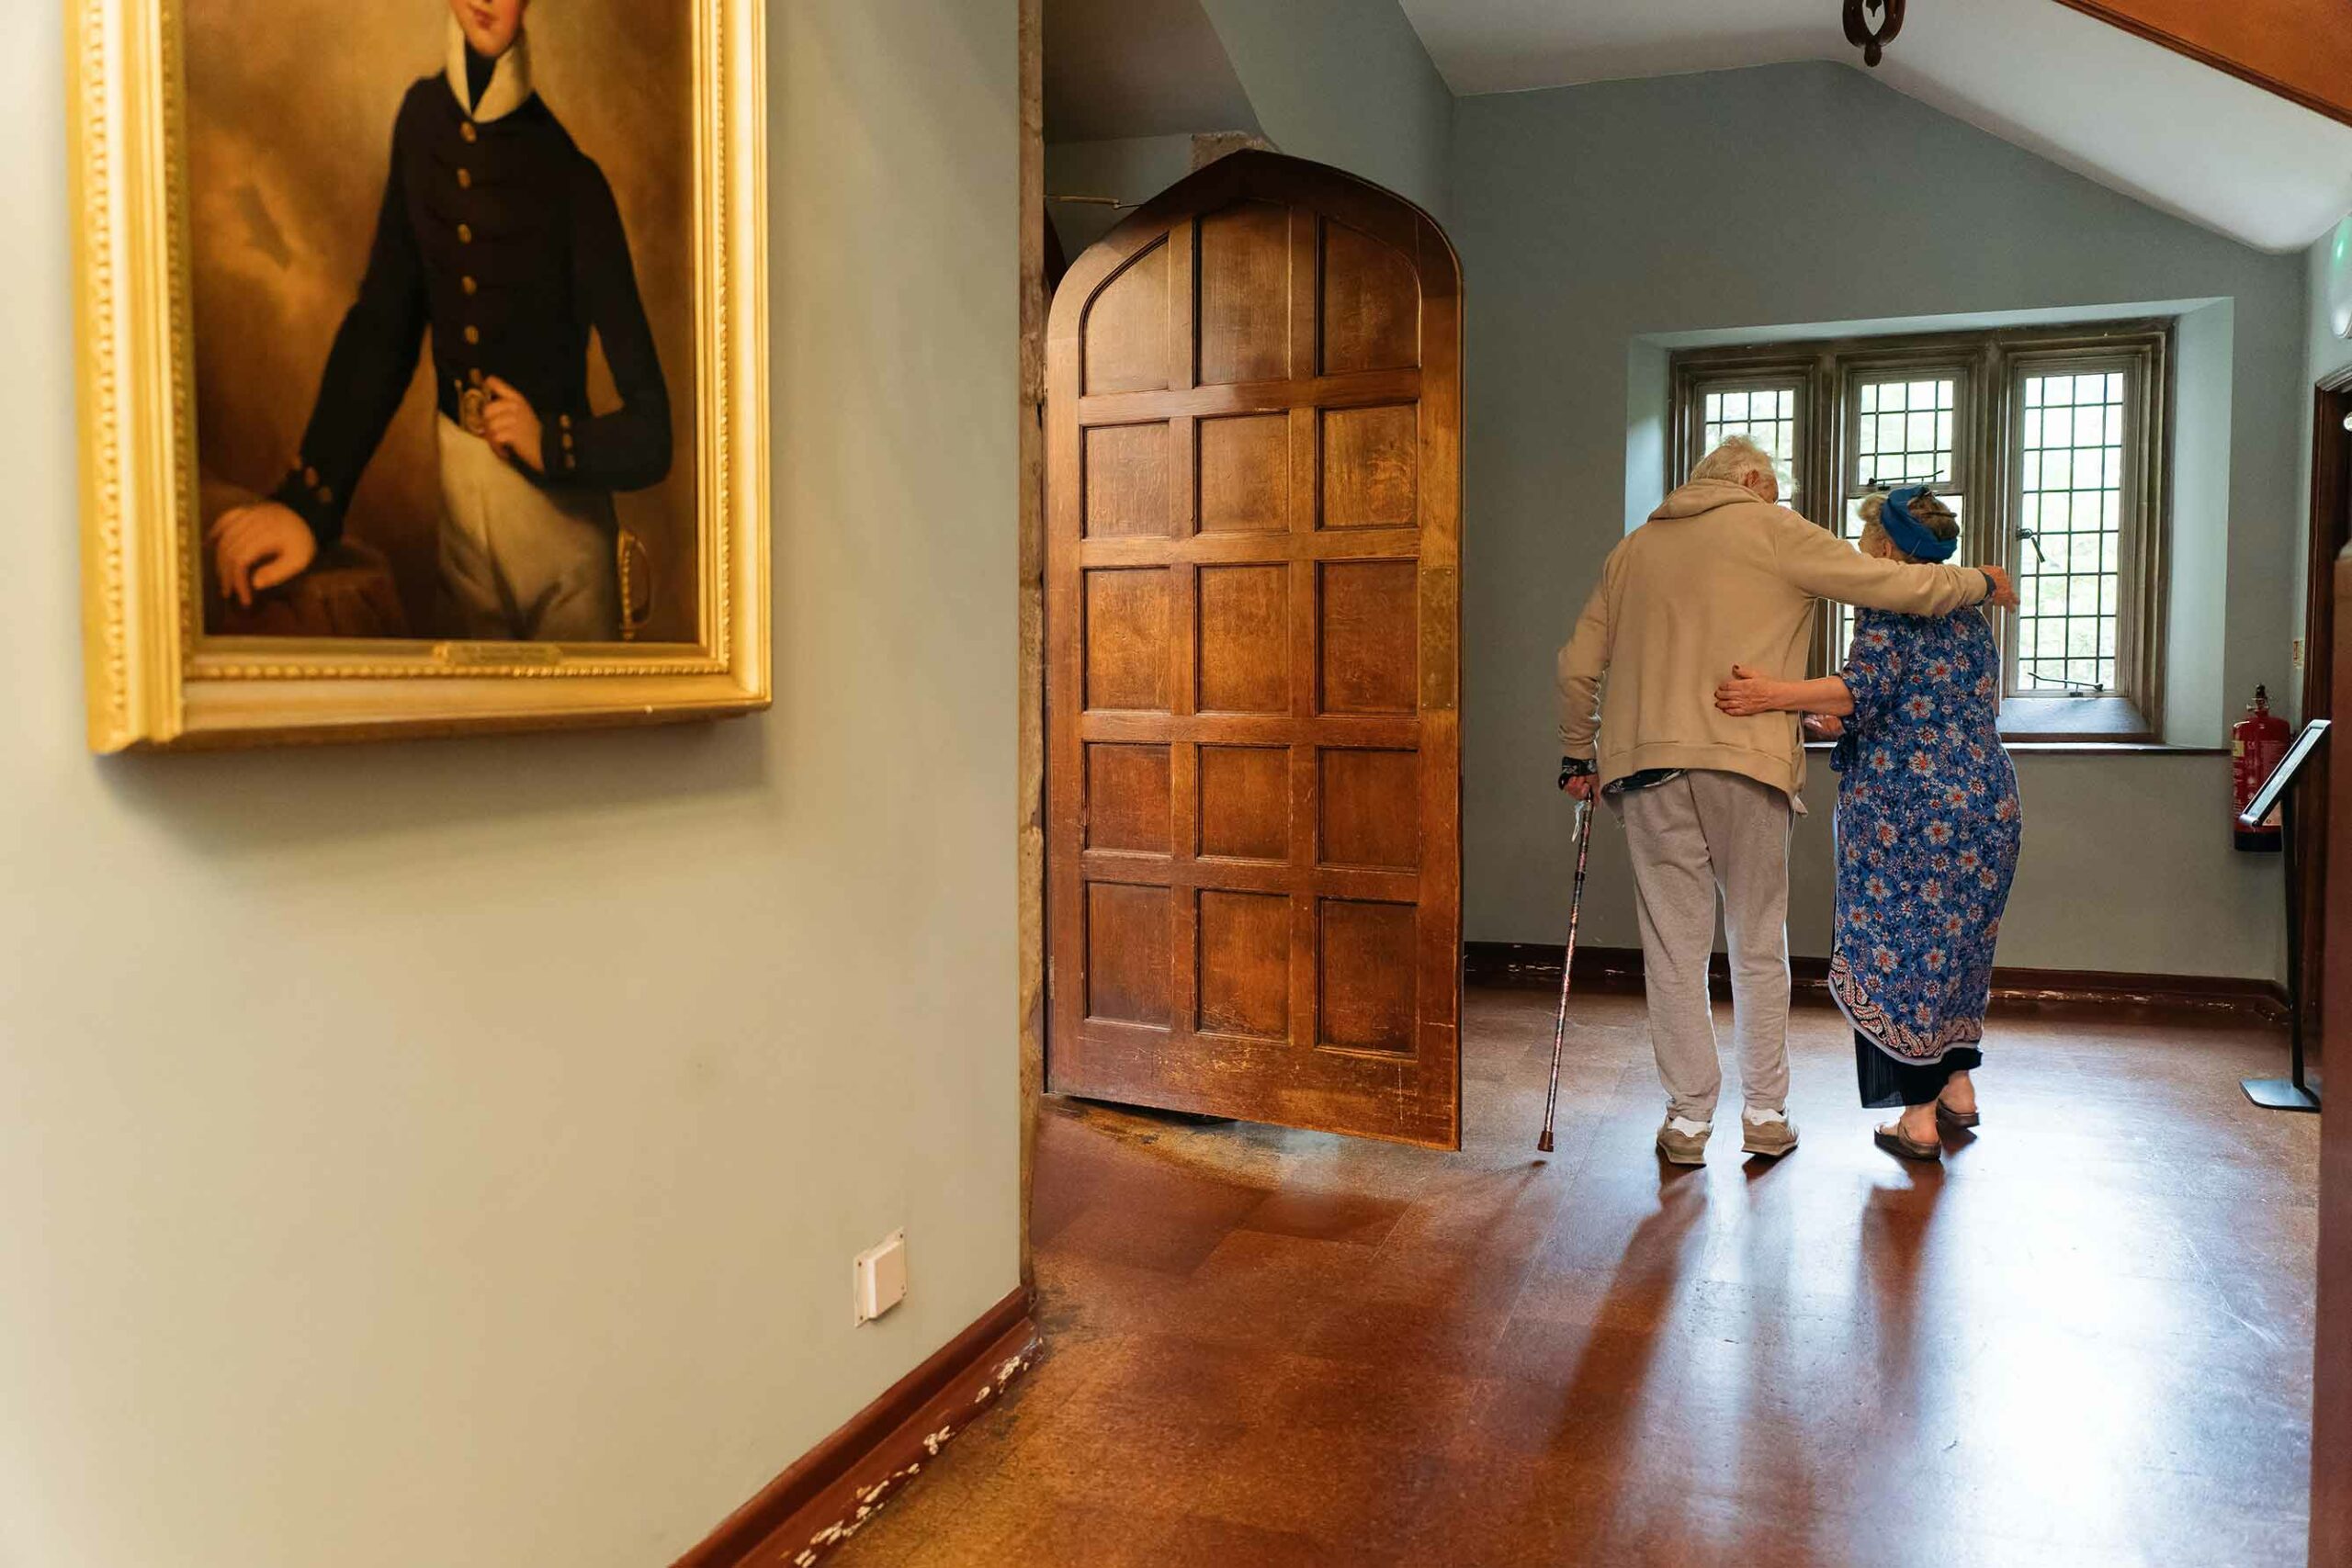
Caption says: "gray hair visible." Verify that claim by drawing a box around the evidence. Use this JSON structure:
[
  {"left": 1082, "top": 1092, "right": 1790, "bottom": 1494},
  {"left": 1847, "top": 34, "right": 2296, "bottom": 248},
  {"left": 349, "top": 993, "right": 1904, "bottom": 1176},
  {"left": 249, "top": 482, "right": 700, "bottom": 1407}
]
[
  {"left": 1689, "top": 434, "right": 1787, "bottom": 496},
  {"left": 1856, "top": 491, "right": 1962, "bottom": 560}
]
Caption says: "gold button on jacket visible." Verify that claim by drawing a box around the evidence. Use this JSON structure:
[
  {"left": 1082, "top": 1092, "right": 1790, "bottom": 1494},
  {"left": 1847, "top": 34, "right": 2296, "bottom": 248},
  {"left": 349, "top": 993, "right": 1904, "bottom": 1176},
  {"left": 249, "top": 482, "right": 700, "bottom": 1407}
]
[{"left": 266, "top": 74, "right": 673, "bottom": 543}]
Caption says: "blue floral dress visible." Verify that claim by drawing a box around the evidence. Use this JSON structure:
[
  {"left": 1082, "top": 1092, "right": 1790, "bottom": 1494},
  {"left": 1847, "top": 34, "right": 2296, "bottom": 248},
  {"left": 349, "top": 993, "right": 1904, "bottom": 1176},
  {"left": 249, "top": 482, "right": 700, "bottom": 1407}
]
[{"left": 1828, "top": 606, "right": 2022, "bottom": 1100}]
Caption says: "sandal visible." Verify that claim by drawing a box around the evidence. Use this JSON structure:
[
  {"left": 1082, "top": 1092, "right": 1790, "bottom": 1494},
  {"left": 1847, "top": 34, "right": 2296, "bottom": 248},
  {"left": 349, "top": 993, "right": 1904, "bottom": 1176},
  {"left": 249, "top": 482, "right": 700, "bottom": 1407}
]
[
  {"left": 1935, "top": 1099, "right": 1980, "bottom": 1131},
  {"left": 1874, "top": 1122, "right": 1943, "bottom": 1162}
]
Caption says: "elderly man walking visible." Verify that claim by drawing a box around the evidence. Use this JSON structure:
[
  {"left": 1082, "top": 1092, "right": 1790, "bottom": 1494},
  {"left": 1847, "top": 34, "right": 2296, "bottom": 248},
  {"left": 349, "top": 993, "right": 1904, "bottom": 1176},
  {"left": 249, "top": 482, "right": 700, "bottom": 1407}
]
[{"left": 1556, "top": 435, "right": 2013, "bottom": 1165}]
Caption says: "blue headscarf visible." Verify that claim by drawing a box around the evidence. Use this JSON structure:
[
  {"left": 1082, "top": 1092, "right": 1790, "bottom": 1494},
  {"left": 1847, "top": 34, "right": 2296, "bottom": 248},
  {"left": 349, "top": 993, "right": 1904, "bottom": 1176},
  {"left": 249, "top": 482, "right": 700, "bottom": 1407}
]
[{"left": 1882, "top": 486, "right": 1959, "bottom": 562}]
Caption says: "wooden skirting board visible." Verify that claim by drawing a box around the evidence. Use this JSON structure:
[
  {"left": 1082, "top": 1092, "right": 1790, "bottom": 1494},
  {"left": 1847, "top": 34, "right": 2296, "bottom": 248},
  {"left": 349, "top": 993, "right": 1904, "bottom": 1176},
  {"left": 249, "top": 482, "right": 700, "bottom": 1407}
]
[
  {"left": 673, "top": 1289, "right": 1041, "bottom": 1568},
  {"left": 1463, "top": 942, "right": 2290, "bottom": 1024}
]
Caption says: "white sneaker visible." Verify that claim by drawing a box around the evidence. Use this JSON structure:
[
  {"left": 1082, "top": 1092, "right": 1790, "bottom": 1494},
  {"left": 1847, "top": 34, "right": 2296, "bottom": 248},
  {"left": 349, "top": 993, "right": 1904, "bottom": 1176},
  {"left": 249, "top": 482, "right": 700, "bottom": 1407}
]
[
  {"left": 1657, "top": 1115, "right": 1712, "bottom": 1166},
  {"left": 1741, "top": 1109, "right": 1798, "bottom": 1158}
]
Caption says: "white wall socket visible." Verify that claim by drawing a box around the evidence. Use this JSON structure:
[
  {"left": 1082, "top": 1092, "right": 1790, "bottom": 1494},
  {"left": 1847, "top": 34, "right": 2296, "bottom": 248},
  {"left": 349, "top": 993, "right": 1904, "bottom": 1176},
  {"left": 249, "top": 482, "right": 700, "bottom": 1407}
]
[{"left": 854, "top": 1230, "right": 908, "bottom": 1325}]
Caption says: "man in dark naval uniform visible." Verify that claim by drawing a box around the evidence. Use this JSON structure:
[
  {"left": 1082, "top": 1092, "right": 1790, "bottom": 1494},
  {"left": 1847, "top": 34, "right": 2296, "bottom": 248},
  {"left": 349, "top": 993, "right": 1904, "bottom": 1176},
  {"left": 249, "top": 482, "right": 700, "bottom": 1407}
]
[{"left": 211, "top": 0, "right": 670, "bottom": 641}]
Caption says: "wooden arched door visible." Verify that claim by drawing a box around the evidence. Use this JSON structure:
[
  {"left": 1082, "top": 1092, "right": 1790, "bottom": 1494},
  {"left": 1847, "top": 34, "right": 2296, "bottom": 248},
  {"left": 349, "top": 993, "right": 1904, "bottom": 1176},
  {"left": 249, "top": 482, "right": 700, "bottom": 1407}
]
[{"left": 1044, "top": 152, "right": 1463, "bottom": 1148}]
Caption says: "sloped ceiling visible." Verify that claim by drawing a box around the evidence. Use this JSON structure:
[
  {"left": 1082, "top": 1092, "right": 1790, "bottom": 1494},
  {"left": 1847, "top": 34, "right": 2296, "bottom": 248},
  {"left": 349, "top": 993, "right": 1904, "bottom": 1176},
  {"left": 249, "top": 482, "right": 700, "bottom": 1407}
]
[
  {"left": 1396, "top": 0, "right": 2352, "bottom": 252},
  {"left": 1046, "top": 0, "right": 1260, "bottom": 142}
]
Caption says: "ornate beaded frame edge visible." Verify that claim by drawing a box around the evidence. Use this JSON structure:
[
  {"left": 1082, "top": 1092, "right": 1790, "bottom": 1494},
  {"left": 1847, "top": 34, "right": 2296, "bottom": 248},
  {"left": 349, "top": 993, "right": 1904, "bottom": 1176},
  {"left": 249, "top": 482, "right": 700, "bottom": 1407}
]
[{"left": 71, "top": 0, "right": 771, "bottom": 750}]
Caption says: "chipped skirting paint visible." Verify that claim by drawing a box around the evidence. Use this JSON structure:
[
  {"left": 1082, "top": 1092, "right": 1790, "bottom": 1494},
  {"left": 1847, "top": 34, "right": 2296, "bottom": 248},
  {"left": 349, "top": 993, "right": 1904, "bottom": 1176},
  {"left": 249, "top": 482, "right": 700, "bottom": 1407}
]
[{"left": 780, "top": 1336, "right": 1043, "bottom": 1568}]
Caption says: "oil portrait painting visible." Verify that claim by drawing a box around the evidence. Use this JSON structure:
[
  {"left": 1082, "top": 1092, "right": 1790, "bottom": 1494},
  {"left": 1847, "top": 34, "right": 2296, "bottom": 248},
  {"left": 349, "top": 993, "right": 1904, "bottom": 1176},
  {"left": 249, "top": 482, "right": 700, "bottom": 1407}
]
[{"left": 71, "top": 0, "right": 769, "bottom": 749}]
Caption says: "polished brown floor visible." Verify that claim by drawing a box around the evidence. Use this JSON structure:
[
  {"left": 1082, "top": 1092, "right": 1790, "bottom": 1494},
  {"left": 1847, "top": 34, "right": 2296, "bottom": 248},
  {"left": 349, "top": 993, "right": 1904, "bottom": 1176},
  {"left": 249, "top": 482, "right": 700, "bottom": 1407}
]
[{"left": 838, "top": 988, "right": 2318, "bottom": 1567}]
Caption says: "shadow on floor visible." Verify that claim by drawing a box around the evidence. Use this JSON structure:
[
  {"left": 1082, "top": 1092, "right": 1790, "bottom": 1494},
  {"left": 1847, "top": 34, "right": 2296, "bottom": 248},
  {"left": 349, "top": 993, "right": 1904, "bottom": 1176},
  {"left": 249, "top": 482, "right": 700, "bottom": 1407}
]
[{"left": 834, "top": 987, "right": 2316, "bottom": 1568}]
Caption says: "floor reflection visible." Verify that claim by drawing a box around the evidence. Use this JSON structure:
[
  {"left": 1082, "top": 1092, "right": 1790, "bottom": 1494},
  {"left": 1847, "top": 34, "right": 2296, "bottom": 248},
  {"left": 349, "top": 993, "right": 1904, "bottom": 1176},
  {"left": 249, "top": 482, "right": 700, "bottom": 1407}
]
[{"left": 835, "top": 987, "right": 2317, "bottom": 1568}]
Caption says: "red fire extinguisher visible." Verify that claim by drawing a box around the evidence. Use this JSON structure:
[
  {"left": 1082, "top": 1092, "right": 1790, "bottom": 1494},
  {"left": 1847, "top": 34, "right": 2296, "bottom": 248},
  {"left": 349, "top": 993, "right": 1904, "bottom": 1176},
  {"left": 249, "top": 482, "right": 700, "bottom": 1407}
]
[{"left": 2233, "top": 683, "right": 2291, "bottom": 852}]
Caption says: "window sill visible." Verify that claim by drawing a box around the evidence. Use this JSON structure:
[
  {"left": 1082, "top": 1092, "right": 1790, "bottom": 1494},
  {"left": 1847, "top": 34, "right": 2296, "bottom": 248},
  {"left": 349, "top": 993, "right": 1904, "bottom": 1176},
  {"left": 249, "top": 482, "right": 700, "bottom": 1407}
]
[
  {"left": 1998, "top": 694, "right": 2154, "bottom": 740},
  {"left": 1804, "top": 740, "right": 2224, "bottom": 756},
  {"left": 2003, "top": 741, "right": 2225, "bottom": 756}
]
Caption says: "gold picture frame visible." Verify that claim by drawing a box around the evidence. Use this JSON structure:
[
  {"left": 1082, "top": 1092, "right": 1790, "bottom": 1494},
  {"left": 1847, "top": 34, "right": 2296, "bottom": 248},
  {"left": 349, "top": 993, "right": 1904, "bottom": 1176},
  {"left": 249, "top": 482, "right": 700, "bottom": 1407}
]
[{"left": 68, "top": 0, "right": 769, "bottom": 751}]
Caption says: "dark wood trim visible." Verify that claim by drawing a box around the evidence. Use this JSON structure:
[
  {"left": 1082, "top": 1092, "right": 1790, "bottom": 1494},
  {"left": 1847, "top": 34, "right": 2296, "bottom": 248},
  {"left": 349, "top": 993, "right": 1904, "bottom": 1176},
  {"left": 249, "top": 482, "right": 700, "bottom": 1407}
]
[
  {"left": 2312, "top": 555, "right": 2352, "bottom": 1566},
  {"left": 2294, "top": 391, "right": 2350, "bottom": 1568},
  {"left": 1017, "top": 0, "right": 1046, "bottom": 1294},
  {"left": 2298, "top": 368, "right": 2352, "bottom": 1056},
  {"left": 2047, "top": 1, "right": 2352, "bottom": 132},
  {"left": 671, "top": 1289, "right": 1041, "bottom": 1568},
  {"left": 1463, "top": 941, "right": 2288, "bottom": 1024}
]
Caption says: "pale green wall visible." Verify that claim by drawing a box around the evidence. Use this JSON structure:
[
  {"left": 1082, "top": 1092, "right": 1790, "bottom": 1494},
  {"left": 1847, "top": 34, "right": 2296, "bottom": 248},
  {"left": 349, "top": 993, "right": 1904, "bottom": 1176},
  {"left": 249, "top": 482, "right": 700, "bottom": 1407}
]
[
  {"left": 1044, "top": 5, "right": 1452, "bottom": 286},
  {"left": 1046, "top": 134, "right": 1196, "bottom": 259},
  {"left": 1043, "top": 2, "right": 1452, "bottom": 268},
  {"left": 1454, "top": 62, "right": 2307, "bottom": 979},
  {"left": 1194, "top": 0, "right": 1452, "bottom": 220},
  {"left": 0, "top": 3, "right": 1023, "bottom": 1566}
]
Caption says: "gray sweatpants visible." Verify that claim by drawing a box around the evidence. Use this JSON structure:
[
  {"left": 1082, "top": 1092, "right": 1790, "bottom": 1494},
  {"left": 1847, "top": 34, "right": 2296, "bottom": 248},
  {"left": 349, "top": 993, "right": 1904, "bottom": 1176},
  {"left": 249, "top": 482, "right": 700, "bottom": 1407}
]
[{"left": 1614, "top": 770, "right": 1793, "bottom": 1124}]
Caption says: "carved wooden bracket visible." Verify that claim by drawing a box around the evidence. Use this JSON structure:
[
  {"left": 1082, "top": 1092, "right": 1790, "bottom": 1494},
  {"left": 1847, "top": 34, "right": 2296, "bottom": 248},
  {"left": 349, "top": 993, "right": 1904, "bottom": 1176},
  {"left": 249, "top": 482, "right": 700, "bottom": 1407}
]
[{"left": 1843, "top": 0, "right": 1905, "bottom": 67}]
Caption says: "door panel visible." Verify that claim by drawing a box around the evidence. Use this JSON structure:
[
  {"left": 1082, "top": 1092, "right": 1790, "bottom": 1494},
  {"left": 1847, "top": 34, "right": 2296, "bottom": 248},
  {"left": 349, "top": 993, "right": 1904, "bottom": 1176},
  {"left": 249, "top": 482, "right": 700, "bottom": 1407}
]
[
  {"left": 1198, "top": 415, "right": 1291, "bottom": 533},
  {"left": 2314, "top": 550, "right": 2352, "bottom": 1568},
  {"left": 1084, "top": 743, "right": 1170, "bottom": 855},
  {"left": 1081, "top": 569, "right": 1170, "bottom": 712},
  {"left": 1318, "top": 560, "right": 1419, "bottom": 715},
  {"left": 1082, "top": 242, "right": 1170, "bottom": 396},
  {"left": 1082, "top": 423, "right": 1171, "bottom": 538},
  {"left": 1322, "top": 221, "right": 1422, "bottom": 375},
  {"left": 1196, "top": 200, "right": 1294, "bottom": 386},
  {"left": 1196, "top": 565, "right": 1292, "bottom": 715},
  {"left": 1046, "top": 152, "right": 1462, "bottom": 1148},
  {"left": 1197, "top": 745, "right": 1289, "bottom": 863},
  {"left": 1322, "top": 405, "right": 1419, "bottom": 527}
]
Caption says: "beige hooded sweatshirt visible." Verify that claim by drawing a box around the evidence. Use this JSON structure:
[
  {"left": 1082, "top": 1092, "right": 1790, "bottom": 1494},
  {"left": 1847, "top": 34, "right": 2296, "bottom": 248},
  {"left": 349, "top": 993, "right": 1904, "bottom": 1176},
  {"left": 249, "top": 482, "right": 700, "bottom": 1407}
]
[{"left": 1556, "top": 479, "right": 1992, "bottom": 803}]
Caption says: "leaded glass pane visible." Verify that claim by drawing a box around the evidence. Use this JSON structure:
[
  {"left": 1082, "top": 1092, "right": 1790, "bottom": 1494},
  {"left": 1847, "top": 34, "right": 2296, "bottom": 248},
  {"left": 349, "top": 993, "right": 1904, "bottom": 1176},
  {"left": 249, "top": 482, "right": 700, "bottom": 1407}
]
[
  {"left": 1838, "top": 370, "right": 1965, "bottom": 661},
  {"left": 1699, "top": 379, "right": 1803, "bottom": 510},
  {"left": 2014, "top": 366, "right": 2129, "bottom": 694}
]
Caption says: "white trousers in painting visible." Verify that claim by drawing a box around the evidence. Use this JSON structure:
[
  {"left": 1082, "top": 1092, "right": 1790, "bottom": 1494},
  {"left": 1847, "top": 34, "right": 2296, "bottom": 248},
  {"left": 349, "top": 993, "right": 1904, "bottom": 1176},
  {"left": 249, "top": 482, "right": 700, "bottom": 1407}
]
[{"left": 435, "top": 414, "right": 620, "bottom": 642}]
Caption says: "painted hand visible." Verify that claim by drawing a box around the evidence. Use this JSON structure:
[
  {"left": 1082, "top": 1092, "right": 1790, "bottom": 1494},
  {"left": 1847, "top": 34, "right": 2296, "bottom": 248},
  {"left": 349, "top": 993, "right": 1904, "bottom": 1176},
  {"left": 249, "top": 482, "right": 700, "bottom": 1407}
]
[
  {"left": 1714, "top": 663, "right": 1783, "bottom": 716},
  {"left": 1562, "top": 773, "right": 1598, "bottom": 802},
  {"left": 1980, "top": 564, "right": 2018, "bottom": 609},
  {"left": 207, "top": 502, "right": 318, "bottom": 607},
  {"left": 482, "top": 376, "right": 545, "bottom": 473}
]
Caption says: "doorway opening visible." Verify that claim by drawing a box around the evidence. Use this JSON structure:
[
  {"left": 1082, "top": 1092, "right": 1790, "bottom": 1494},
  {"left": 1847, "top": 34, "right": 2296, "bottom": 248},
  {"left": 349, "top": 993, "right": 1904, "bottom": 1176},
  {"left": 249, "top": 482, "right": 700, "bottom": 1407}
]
[{"left": 989, "top": 6, "right": 2332, "bottom": 1567}]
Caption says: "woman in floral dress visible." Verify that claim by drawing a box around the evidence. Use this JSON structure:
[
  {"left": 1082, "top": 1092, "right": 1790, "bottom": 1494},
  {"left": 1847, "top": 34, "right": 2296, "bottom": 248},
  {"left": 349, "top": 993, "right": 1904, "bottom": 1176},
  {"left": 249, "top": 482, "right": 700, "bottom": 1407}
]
[{"left": 1714, "top": 488, "right": 2022, "bottom": 1161}]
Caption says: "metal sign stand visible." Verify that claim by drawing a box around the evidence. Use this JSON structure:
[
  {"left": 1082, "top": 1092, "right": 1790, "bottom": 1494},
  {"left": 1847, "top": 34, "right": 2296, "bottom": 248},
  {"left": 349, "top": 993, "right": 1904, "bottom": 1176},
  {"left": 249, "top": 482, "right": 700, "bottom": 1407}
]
[{"left": 2243, "top": 719, "right": 2331, "bottom": 1112}]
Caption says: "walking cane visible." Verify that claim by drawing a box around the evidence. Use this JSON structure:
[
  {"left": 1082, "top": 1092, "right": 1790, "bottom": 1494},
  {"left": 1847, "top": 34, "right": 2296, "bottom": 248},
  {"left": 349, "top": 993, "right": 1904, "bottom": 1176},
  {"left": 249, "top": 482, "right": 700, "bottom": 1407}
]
[{"left": 1536, "top": 797, "right": 1598, "bottom": 1154}]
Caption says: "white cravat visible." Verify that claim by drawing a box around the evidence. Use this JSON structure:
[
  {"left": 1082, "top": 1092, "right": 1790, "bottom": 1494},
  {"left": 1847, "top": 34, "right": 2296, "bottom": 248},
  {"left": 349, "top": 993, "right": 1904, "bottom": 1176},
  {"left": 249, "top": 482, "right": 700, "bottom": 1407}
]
[{"left": 444, "top": 18, "right": 536, "bottom": 123}]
